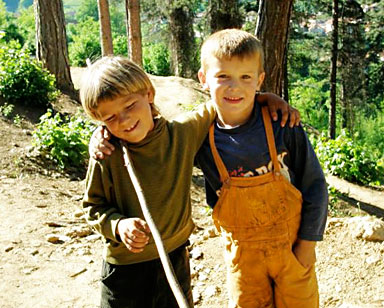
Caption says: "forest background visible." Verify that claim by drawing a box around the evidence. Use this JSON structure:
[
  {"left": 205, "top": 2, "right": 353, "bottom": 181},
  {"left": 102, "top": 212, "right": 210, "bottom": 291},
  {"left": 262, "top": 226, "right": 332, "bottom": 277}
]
[{"left": 0, "top": 0, "right": 383, "bottom": 204}]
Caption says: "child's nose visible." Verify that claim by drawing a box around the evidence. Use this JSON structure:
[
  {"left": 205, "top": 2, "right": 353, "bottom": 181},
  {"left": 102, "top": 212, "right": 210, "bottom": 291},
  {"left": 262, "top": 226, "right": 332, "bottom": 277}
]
[
  {"left": 119, "top": 110, "right": 130, "bottom": 124},
  {"left": 228, "top": 78, "right": 240, "bottom": 89}
]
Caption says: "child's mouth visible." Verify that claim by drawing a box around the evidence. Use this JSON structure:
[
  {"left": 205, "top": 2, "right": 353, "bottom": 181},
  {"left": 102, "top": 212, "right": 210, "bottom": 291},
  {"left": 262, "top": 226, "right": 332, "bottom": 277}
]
[
  {"left": 125, "top": 121, "right": 139, "bottom": 132},
  {"left": 224, "top": 96, "right": 243, "bottom": 104}
]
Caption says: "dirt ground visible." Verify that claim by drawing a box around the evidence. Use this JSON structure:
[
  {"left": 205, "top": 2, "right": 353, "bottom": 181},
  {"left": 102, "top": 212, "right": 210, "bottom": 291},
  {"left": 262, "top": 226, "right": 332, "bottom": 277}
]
[{"left": 0, "top": 71, "right": 384, "bottom": 308}]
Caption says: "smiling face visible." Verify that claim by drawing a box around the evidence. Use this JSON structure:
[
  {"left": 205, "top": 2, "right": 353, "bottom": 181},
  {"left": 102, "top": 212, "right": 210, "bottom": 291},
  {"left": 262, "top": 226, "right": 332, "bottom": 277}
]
[
  {"left": 198, "top": 55, "right": 265, "bottom": 127},
  {"left": 97, "top": 91, "right": 155, "bottom": 143}
]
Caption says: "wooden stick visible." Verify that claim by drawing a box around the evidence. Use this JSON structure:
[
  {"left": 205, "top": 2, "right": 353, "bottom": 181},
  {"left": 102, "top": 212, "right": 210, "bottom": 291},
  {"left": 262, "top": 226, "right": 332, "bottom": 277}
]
[{"left": 120, "top": 141, "right": 190, "bottom": 308}]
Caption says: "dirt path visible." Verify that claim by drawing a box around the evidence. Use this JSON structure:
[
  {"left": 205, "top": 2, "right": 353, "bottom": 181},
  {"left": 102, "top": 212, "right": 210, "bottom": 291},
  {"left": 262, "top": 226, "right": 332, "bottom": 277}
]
[{"left": 1, "top": 73, "right": 384, "bottom": 308}]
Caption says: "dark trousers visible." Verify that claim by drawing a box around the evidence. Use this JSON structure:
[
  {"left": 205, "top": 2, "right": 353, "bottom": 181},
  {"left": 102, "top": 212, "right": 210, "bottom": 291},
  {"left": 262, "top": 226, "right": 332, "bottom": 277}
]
[{"left": 100, "top": 243, "right": 193, "bottom": 308}]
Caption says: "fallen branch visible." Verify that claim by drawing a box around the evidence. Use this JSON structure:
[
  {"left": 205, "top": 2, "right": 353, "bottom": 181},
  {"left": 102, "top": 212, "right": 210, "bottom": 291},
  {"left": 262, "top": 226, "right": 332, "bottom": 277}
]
[{"left": 120, "top": 141, "right": 190, "bottom": 308}]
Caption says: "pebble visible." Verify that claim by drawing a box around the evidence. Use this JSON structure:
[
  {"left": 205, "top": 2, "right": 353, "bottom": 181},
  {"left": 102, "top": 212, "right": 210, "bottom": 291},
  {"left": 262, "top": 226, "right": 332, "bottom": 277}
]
[
  {"left": 192, "top": 289, "right": 201, "bottom": 304},
  {"left": 365, "top": 255, "right": 381, "bottom": 265},
  {"left": 204, "top": 285, "right": 220, "bottom": 298},
  {"left": 5, "top": 246, "right": 14, "bottom": 252},
  {"left": 190, "top": 247, "right": 203, "bottom": 260}
]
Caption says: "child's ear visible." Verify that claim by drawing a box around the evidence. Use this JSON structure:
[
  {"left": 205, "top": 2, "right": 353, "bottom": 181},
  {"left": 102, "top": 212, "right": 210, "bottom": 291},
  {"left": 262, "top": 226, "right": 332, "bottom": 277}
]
[
  {"left": 147, "top": 90, "right": 155, "bottom": 104},
  {"left": 198, "top": 69, "right": 209, "bottom": 91},
  {"left": 257, "top": 72, "right": 265, "bottom": 90}
]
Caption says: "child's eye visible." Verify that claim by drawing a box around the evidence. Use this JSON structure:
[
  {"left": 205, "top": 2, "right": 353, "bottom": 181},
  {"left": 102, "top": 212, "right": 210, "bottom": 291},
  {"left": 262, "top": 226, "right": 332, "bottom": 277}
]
[
  {"left": 125, "top": 102, "right": 136, "bottom": 110},
  {"left": 217, "top": 74, "right": 228, "bottom": 79},
  {"left": 242, "top": 75, "right": 252, "bottom": 79},
  {"left": 105, "top": 116, "right": 115, "bottom": 123}
]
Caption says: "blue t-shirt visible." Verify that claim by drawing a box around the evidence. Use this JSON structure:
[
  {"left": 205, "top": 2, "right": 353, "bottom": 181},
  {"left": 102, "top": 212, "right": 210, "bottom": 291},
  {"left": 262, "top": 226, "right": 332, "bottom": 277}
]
[{"left": 195, "top": 102, "right": 328, "bottom": 241}]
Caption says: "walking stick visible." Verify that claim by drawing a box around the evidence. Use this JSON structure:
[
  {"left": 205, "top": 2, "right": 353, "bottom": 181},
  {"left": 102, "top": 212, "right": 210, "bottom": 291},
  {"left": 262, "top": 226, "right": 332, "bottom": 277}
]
[{"left": 120, "top": 141, "right": 190, "bottom": 308}]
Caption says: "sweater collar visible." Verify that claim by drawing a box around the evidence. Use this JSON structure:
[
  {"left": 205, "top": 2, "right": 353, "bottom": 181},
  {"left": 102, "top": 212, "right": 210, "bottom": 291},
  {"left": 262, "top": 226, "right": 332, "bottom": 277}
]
[{"left": 119, "top": 116, "right": 167, "bottom": 149}]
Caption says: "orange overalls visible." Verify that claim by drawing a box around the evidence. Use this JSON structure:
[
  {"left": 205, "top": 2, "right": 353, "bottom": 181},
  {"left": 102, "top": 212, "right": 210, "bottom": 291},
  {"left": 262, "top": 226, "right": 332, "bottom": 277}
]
[{"left": 209, "top": 106, "right": 319, "bottom": 308}]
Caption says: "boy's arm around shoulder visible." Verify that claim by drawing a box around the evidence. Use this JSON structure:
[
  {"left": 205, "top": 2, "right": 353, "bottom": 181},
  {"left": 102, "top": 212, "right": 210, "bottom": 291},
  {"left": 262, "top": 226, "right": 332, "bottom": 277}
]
[
  {"left": 173, "top": 101, "right": 216, "bottom": 152},
  {"left": 286, "top": 124, "right": 328, "bottom": 242},
  {"left": 82, "top": 156, "right": 125, "bottom": 242}
]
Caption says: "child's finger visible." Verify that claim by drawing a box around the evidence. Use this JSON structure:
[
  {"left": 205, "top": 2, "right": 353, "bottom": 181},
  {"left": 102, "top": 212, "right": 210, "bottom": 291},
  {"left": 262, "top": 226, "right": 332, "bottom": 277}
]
[
  {"left": 102, "top": 126, "right": 112, "bottom": 140},
  {"left": 280, "top": 109, "right": 289, "bottom": 127},
  {"left": 288, "top": 106, "right": 300, "bottom": 127},
  {"left": 134, "top": 218, "right": 151, "bottom": 234},
  {"left": 269, "top": 105, "right": 279, "bottom": 122}
]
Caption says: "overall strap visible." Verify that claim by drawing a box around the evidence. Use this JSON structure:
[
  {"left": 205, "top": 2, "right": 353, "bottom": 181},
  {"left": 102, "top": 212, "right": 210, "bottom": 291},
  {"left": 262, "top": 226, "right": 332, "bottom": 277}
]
[
  {"left": 261, "top": 106, "right": 281, "bottom": 173},
  {"left": 209, "top": 124, "right": 231, "bottom": 184}
]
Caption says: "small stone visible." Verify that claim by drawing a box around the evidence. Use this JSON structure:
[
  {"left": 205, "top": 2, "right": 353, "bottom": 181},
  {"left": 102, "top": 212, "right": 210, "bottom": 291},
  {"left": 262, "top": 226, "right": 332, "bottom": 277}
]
[
  {"left": 22, "top": 267, "right": 38, "bottom": 275},
  {"left": 204, "top": 285, "right": 219, "bottom": 298},
  {"left": 30, "top": 249, "right": 39, "bottom": 256},
  {"left": 365, "top": 255, "right": 380, "bottom": 265},
  {"left": 5, "top": 246, "right": 14, "bottom": 252},
  {"left": 192, "top": 289, "right": 201, "bottom": 304},
  {"left": 73, "top": 209, "right": 84, "bottom": 218},
  {"left": 46, "top": 234, "right": 71, "bottom": 244},
  {"left": 190, "top": 247, "right": 203, "bottom": 260},
  {"left": 87, "top": 234, "right": 101, "bottom": 241},
  {"left": 198, "top": 273, "right": 208, "bottom": 281},
  {"left": 66, "top": 226, "right": 93, "bottom": 238},
  {"left": 204, "top": 226, "right": 218, "bottom": 238},
  {"left": 46, "top": 235, "right": 60, "bottom": 243}
]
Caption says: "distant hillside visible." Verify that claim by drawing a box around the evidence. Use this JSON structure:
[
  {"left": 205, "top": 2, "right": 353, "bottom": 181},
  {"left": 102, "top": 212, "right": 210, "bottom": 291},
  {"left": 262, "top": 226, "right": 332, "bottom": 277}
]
[
  {"left": 3, "top": 0, "right": 20, "bottom": 12},
  {"left": 3, "top": 0, "right": 81, "bottom": 13}
]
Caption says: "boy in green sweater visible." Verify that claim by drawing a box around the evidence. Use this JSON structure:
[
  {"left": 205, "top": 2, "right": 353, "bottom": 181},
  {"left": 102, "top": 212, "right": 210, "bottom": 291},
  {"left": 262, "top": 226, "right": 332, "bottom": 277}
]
[{"left": 81, "top": 56, "right": 298, "bottom": 308}]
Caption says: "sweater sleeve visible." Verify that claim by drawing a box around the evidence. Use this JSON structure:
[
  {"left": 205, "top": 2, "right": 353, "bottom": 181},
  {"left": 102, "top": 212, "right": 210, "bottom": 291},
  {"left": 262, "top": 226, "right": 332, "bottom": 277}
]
[
  {"left": 174, "top": 101, "right": 216, "bottom": 153},
  {"left": 286, "top": 125, "right": 328, "bottom": 241},
  {"left": 82, "top": 158, "right": 125, "bottom": 242}
]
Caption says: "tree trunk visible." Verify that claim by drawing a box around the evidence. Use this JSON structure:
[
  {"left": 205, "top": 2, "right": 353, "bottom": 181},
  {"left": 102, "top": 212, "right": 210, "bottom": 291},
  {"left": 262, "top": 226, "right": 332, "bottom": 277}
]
[
  {"left": 168, "top": 2, "right": 196, "bottom": 78},
  {"left": 34, "top": 0, "right": 76, "bottom": 98},
  {"left": 339, "top": 0, "right": 366, "bottom": 136},
  {"left": 125, "top": 0, "right": 142, "bottom": 66},
  {"left": 208, "top": 0, "right": 242, "bottom": 33},
  {"left": 329, "top": 0, "right": 339, "bottom": 140},
  {"left": 255, "top": 0, "right": 293, "bottom": 95},
  {"left": 97, "top": 0, "right": 113, "bottom": 56}
]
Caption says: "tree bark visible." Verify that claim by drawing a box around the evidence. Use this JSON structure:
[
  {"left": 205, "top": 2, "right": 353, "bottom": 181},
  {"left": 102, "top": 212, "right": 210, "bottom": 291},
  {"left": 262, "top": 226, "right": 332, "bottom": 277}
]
[
  {"left": 208, "top": 0, "right": 242, "bottom": 33},
  {"left": 34, "top": 0, "right": 76, "bottom": 98},
  {"left": 168, "top": 2, "right": 196, "bottom": 78},
  {"left": 125, "top": 0, "right": 143, "bottom": 66},
  {"left": 97, "top": 0, "right": 113, "bottom": 56},
  {"left": 329, "top": 0, "right": 339, "bottom": 140},
  {"left": 255, "top": 0, "right": 293, "bottom": 95}
]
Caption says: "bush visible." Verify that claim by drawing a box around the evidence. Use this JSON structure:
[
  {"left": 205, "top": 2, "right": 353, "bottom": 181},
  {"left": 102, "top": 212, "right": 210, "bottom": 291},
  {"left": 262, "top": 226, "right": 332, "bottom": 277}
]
[
  {"left": 312, "top": 131, "right": 384, "bottom": 186},
  {"left": 0, "top": 39, "right": 58, "bottom": 107},
  {"left": 143, "top": 42, "right": 171, "bottom": 76},
  {"left": 68, "top": 17, "right": 101, "bottom": 67},
  {"left": 32, "top": 110, "right": 95, "bottom": 170}
]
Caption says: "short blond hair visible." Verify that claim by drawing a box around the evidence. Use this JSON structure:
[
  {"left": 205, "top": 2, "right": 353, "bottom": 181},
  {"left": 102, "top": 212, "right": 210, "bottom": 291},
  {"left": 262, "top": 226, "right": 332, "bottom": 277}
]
[
  {"left": 80, "top": 56, "right": 157, "bottom": 120},
  {"left": 200, "top": 29, "right": 264, "bottom": 74}
]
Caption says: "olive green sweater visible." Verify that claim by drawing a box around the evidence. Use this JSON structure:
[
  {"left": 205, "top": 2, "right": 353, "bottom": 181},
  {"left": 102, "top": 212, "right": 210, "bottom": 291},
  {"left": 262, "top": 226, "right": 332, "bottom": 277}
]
[{"left": 82, "top": 102, "right": 215, "bottom": 265}]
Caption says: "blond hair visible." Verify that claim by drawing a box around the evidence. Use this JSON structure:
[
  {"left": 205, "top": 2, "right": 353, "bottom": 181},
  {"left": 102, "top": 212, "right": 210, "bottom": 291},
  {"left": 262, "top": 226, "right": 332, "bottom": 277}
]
[
  {"left": 200, "top": 29, "right": 264, "bottom": 74},
  {"left": 80, "top": 56, "right": 157, "bottom": 120}
]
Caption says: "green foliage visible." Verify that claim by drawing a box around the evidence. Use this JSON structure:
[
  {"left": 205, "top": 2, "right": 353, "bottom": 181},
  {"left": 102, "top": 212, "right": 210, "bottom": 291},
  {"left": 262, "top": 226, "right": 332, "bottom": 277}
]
[
  {"left": 113, "top": 35, "right": 128, "bottom": 56},
  {"left": 312, "top": 131, "right": 384, "bottom": 186},
  {"left": 16, "top": 6, "right": 35, "bottom": 52},
  {"left": 143, "top": 43, "right": 171, "bottom": 76},
  {"left": 0, "top": 102, "right": 13, "bottom": 118},
  {"left": 354, "top": 108, "right": 384, "bottom": 159},
  {"left": 68, "top": 17, "right": 101, "bottom": 66},
  {"left": 290, "top": 77, "right": 330, "bottom": 131},
  {"left": 32, "top": 110, "right": 95, "bottom": 170},
  {"left": 0, "top": 39, "right": 58, "bottom": 107}
]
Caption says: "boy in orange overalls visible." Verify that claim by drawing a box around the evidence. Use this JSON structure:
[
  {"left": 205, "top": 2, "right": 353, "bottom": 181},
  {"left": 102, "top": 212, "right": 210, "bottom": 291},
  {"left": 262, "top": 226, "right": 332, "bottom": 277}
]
[{"left": 195, "top": 29, "right": 328, "bottom": 307}]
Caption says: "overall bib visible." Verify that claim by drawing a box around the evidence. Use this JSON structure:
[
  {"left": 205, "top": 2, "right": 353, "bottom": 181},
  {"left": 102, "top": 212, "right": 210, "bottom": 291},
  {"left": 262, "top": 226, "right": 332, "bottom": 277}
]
[{"left": 209, "top": 107, "right": 319, "bottom": 308}]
